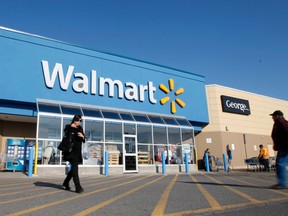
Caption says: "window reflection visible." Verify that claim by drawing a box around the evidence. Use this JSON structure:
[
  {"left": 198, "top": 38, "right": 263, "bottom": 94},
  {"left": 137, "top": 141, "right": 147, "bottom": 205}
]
[
  {"left": 168, "top": 128, "right": 181, "bottom": 145},
  {"left": 124, "top": 123, "right": 136, "bottom": 135},
  {"left": 153, "top": 126, "right": 167, "bottom": 144},
  {"left": 105, "top": 122, "right": 122, "bottom": 142},
  {"left": 38, "top": 116, "right": 61, "bottom": 139},
  {"left": 85, "top": 120, "right": 103, "bottom": 141},
  {"left": 137, "top": 125, "right": 152, "bottom": 144}
]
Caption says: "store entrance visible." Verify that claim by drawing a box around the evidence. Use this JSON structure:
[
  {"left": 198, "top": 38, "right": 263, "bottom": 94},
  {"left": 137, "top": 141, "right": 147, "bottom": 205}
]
[{"left": 123, "top": 135, "right": 138, "bottom": 173}]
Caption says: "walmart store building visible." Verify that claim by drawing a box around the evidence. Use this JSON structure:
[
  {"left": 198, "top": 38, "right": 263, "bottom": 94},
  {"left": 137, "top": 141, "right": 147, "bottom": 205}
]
[{"left": 0, "top": 27, "right": 209, "bottom": 175}]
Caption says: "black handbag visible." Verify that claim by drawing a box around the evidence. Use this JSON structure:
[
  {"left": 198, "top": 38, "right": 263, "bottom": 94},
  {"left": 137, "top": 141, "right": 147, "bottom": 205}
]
[{"left": 58, "top": 136, "right": 74, "bottom": 152}]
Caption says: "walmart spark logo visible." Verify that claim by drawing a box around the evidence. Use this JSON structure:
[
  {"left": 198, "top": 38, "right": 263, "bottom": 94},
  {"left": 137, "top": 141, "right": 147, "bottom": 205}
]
[{"left": 159, "top": 79, "right": 186, "bottom": 114}]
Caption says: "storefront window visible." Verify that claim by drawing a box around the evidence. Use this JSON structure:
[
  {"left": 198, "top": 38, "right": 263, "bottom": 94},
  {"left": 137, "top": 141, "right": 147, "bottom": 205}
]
[
  {"left": 153, "top": 126, "right": 167, "bottom": 144},
  {"left": 148, "top": 115, "right": 164, "bottom": 124},
  {"left": 105, "top": 143, "right": 122, "bottom": 165},
  {"left": 162, "top": 117, "right": 178, "bottom": 125},
  {"left": 181, "top": 128, "right": 194, "bottom": 144},
  {"left": 124, "top": 123, "right": 136, "bottom": 135},
  {"left": 85, "top": 120, "right": 104, "bottom": 141},
  {"left": 102, "top": 110, "right": 121, "bottom": 120},
  {"left": 36, "top": 104, "right": 195, "bottom": 167},
  {"left": 41, "top": 140, "right": 60, "bottom": 165},
  {"left": 137, "top": 124, "right": 152, "bottom": 144},
  {"left": 61, "top": 105, "right": 81, "bottom": 115},
  {"left": 154, "top": 144, "right": 166, "bottom": 164},
  {"left": 38, "top": 103, "right": 61, "bottom": 113},
  {"left": 83, "top": 142, "right": 103, "bottom": 165},
  {"left": 82, "top": 108, "right": 103, "bottom": 118},
  {"left": 38, "top": 115, "right": 61, "bottom": 139},
  {"left": 138, "top": 144, "right": 152, "bottom": 164},
  {"left": 105, "top": 122, "right": 122, "bottom": 142},
  {"left": 181, "top": 128, "right": 194, "bottom": 164},
  {"left": 168, "top": 127, "right": 181, "bottom": 145},
  {"left": 63, "top": 117, "right": 72, "bottom": 129},
  {"left": 119, "top": 112, "right": 134, "bottom": 121}
]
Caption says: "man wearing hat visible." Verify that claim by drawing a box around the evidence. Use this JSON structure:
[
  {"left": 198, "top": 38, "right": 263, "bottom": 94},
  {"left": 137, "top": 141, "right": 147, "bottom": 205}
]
[{"left": 270, "top": 110, "right": 288, "bottom": 189}]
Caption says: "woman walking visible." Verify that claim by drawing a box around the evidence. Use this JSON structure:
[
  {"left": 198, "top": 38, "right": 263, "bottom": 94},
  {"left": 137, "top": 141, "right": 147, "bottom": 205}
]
[{"left": 62, "top": 115, "right": 85, "bottom": 193}]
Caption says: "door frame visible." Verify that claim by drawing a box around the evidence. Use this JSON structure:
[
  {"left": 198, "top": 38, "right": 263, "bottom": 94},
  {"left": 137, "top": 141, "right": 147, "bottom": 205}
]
[{"left": 123, "top": 134, "right": 138, "bottom": 173}]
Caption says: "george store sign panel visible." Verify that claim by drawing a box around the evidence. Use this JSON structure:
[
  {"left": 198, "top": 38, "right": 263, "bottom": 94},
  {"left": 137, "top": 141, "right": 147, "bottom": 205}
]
[{"left": 221, "top": 95, "right": 251, "bottom": 115}]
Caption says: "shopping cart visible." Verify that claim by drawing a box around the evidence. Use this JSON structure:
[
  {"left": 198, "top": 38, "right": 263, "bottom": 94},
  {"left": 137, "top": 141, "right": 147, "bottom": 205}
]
[
  {"left": 245, "top": 157, "right": 261, "bottom": 171},
  {"left": 269, "top": 156, "right": 276, "bottom": 171},
  {"left": 212, "top": 156, "right": 224, "bottom": 171}
]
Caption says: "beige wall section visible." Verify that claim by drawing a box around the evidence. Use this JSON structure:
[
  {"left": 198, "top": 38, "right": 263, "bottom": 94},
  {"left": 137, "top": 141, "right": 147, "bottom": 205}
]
[
  {"left": 0, "top": 120, "right": 36, "bottom": 154},
  {"left": 196, "top": 84, "right": 288, "bottom": 169}
]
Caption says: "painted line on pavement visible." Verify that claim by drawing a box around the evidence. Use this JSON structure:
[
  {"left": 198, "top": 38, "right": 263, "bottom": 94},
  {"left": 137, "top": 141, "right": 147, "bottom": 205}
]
[
  {"left": 75, "top": 175, "right": 167, "bottom": 216},
  {"left": 189, "top": 174, "right": 222, "bottom": 210},
  {"left": 6, "top": 175, "right": 154, "bottom": 216},
  {"left": 151, "top": 174, "right": 178, "bottom": 216},
  {"left": 204, "top": 173, "right": 261, "bottom": 203},
  {"left": 0, "top": 175, "right": 133, "bottom": 205}
]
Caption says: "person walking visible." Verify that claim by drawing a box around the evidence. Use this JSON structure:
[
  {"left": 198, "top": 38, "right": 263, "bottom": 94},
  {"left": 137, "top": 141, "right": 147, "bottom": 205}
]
[
  {"left": 258, "top": 144, "right": 269, "bottom": 171},
  {"left": 270, "top": 110, "right": 288, "bottom": 189},
  {"left": 227, "top": 147, "right": 233, "bottom": 172},
  {"left": 62, "top": 115, "right": 86, "bottom": 193}
]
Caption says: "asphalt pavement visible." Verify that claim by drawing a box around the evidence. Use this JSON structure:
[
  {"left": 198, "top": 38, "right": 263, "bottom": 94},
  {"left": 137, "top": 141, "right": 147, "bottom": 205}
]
[{"left": 0, "top": 170, "right": 287, "bottom": 216}]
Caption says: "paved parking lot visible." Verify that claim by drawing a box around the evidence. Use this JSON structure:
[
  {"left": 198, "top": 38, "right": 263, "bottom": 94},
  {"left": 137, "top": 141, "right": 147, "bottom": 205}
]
[{"left": 0, "top": 171, "right": 287, "bottom": 216}]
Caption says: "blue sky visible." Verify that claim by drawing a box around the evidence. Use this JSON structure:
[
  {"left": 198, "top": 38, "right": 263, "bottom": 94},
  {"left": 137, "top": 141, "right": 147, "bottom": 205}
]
[{"left": 1, "top": 0, "right": 287, "bottom": 100}]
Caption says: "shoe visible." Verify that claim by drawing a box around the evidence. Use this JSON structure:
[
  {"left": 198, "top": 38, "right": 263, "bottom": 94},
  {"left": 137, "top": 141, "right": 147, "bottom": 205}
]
[
  {"left": 76, "top": 187, "right": 84, "bottom": 193},
  {"left": 62, "top": 183, "right": 71, "bottom": 191},
  {"left": 270, "top": 184, "right": 287, "bottom": 189}
]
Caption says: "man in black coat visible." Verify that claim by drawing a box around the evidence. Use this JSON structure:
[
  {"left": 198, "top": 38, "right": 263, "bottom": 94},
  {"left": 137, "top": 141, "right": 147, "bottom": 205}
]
[{"left": 270, "top": 110, "right": 288, "bottom": 189}]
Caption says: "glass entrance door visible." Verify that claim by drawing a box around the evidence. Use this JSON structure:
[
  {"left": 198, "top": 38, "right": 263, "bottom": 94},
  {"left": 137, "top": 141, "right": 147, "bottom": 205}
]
[{"left": 123, "top": 135, "right": 138, "bottom": 173}]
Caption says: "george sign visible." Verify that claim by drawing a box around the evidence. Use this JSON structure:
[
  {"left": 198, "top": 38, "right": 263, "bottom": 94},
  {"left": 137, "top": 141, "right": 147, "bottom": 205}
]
[{"left": 221, "top": 95, "right": 251, "bottom": 115}]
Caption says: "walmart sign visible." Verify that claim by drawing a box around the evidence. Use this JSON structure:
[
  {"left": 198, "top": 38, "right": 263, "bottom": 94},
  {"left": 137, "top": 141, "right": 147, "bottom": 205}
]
[{"left": 42, "top": 60, "right": 187, "bottom": 114}]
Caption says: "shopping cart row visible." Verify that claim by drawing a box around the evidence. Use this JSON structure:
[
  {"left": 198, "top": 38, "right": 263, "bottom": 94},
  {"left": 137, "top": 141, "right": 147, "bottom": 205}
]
[{"left": 245, "top": 157, "right": 276, "bottom": 172}]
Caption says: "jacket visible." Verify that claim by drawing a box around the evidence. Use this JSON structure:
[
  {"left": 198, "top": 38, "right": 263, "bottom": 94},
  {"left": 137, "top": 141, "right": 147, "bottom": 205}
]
[
  {"left": 271, "top": 117, "right": 288, "bottom": 152},
  {"left": 258, "top": 147, "right": 269, "bottom": 160},
  {"left": 63, "top": 124, "right": 85, "bottom": 163}
]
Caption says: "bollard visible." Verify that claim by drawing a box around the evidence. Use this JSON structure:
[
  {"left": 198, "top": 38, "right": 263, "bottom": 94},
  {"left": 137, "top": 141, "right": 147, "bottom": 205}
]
[
  {"left": 185, "top": 153, "right": 189, "bottom": 173},
  {"left": 105, "top": 151, "right": 109, "bottom": 176},
  {"left": 28, "top": 147, "right": 34, "bottom": 177},
  {"left": 205, "top": 152, "right": 210, "bottom": 172},
  {"left": 161, "top": 151, "right": 166, "bottom": 174},
  {"left": 223, "top": 154, "right": 228, "bottom": 172}
]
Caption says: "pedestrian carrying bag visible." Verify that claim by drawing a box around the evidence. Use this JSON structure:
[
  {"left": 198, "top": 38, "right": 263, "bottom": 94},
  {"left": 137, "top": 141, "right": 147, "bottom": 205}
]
[{"left": 57, "top": 136, "right": 74, "bottom": 152}]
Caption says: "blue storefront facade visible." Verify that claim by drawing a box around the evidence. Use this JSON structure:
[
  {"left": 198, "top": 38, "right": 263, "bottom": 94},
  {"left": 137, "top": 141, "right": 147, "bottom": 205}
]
[{"left": 0, "top": 27, "right": 209, "bottom": 174}]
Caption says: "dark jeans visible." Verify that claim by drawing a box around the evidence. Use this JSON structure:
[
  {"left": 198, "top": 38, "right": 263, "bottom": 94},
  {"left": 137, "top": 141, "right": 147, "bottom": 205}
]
[
  {"left": 259, "top": 158, "right": 270, "bottom": 171},
  {"left": 276, "top": 151, "right": 288, "bottom": 186},
  {"left": 63, "top": 161, "right": 81, "bottom": 188}
]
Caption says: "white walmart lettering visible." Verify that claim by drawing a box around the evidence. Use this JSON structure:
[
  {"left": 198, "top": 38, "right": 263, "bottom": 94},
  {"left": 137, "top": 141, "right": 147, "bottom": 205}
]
[{"left": 42, "top": 60, "right": 157, "bottom": 103}]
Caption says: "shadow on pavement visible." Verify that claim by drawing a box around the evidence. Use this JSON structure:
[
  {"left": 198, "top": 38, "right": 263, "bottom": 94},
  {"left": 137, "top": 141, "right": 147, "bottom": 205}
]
[
  {"left": 178, "top": 181, "right": 271, "bottom": 189},
  {"left": 34, "top": 181, "right": 63, "bottom": 190}
]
